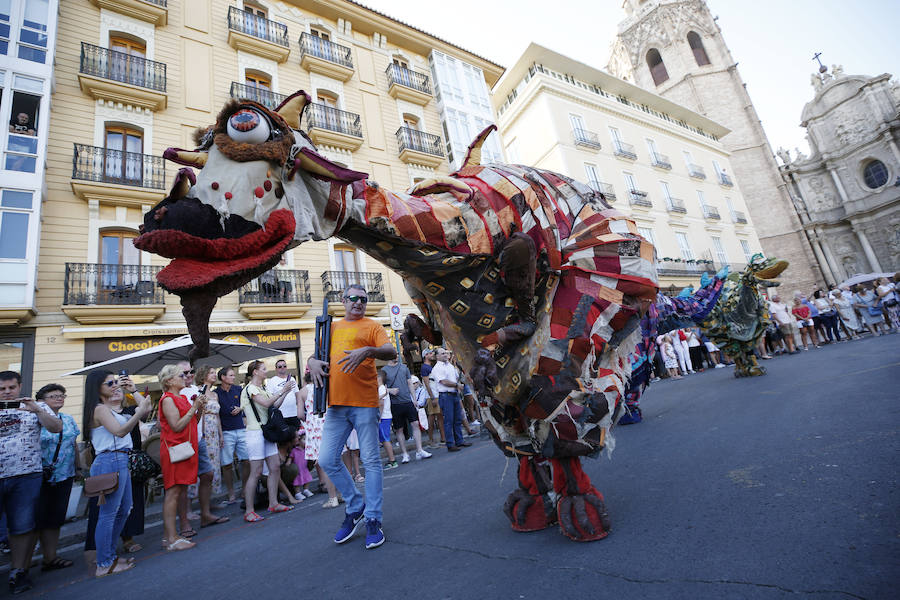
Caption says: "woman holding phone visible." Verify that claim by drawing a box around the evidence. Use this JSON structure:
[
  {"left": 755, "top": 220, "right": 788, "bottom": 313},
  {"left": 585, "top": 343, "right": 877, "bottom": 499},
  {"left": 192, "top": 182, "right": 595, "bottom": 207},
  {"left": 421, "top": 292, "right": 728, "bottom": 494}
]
[
  {"left": 158, "top": 364, "right": 203, "bottom": 551},
  {"left": 82, "top": 370, "right": 150, "bottom": 577}
]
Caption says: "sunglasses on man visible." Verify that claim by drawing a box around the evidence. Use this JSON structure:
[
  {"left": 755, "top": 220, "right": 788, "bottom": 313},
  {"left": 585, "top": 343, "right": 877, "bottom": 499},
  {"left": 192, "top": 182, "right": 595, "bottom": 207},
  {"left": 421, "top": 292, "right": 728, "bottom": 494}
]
[{"left": 344, "top": 295, "right": 368, "bottom": 304}]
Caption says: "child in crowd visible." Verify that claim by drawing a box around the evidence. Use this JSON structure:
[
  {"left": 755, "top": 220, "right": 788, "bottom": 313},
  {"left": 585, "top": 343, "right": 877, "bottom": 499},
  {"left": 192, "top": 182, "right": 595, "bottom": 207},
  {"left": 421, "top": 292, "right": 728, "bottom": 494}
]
[
  {"left": 288, "top": 432, "right": 314, "bottom": 501},
  {"left": 663, "top": 335, "right": 682, "bottom": 379},
  {"left": 378, "top": 370, "right": 398, "bottom": 470}
]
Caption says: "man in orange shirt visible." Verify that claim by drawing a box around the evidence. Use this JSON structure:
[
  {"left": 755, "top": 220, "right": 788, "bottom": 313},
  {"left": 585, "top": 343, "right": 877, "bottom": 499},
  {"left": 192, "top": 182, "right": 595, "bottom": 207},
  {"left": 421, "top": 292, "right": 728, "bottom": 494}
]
[{"left": 308, "top": 284, "right": 396, "bottom": 549}]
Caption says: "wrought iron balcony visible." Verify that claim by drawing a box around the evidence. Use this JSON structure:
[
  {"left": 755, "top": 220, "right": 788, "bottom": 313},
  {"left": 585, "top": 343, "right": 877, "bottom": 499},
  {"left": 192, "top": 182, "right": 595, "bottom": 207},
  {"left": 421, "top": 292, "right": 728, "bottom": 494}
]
[
  {"left": 396, "top": 127, "right": 443, "bottom": 157},
  {"left": 227, "top": 6, "right": 288, "bottom": 47},
  {"left": 573, "top": 128, "right": 602, "bottom": 150},
  {"left": 239, "top": 269, "right": 311, "bottom": 304},
  {"left": 651, "top": 153, "right": 672, "bottom": 169},
  {"left": 64, "top": 263, "right": 165, "bottom": 305},
  {"left": 733, "top": 210, "right": 748, "bottom": 224},
  {"left": 299, "top": 32, "right": 352, "bottom": 69},
  {"left": 613, "top": 140, "right": 637, "bottom": 160},
  {"left": 702, "top": 205, "right": 721, "bottom": 220},
  {"left": 307, "top": 103, "right": 363, "bottom": 138},
  {"left": 590, "top": 181, "right": 616, "bottom": 201},
  {"left": 386, "top": 63, "right": 431, "bottom": 96},
  {"left": 687, "top": 163, "right": 706, "bottom": 179},
  {"left": 666, "top": 197, "right": 687, "bottom": 213},
  {"left": 321, "top": 271, "right": 385, "bottom": 303},
  {"left": 718, "top": 172, "right": 734, "bottom": 187},
  {"left": 229, "top": 82, "right": 286, "bottom": 110},
  {"left": 628, "top": 189, "right": 652, "bottom": 207},
  {"left": 79, "top": 42, "right": 166, "bottom": 91},
  {"left": 72, "top": 143, "right": 166, "bottom": 189},
  {"left": 657, "top": 261, "right": 714, "bottom": 277},
  {"left": 143, "top": 0, "right": 166, "bottom": 5}
]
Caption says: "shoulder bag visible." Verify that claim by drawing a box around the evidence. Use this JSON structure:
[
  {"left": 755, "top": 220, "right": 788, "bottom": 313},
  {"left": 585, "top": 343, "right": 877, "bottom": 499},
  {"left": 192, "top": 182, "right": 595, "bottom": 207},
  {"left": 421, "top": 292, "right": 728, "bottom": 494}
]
[
  {"left": 248, "top": 387, "right": 294, "bottom": 443},
  {"left": 42, "top": 431, "right": 63, "bottom": 483},
  {"left": 83, "top": 434, "right": 120, "bottom": 505},
  {"left": 160, "top": 393, "right": 196, "bottom": 463}
]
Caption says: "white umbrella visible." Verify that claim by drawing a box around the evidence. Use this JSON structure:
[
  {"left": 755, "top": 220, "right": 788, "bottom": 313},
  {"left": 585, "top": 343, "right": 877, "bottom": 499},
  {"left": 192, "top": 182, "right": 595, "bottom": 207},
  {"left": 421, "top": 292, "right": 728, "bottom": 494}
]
[
  {"left": 61, "top": 334, "right": 287, "bottom": 377},
  {"left": 838, "top": 272, "right": 894, "bottom": 288}
]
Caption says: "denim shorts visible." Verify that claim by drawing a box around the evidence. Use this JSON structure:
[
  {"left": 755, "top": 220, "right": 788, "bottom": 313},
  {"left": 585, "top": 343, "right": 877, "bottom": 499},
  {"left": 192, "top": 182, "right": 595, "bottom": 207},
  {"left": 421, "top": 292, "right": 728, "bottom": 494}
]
[
  {"left": 378, "top": 418, "right": 392, "bottom": 443},
  {"left": 0, "top": 472, "right": 43, "bottom": 535},
  {"left": 220, "top": 429, "right": 248, "bottom": 465},
  {"left": 197, "top": 437, "right": 213, "bottom": 475}
]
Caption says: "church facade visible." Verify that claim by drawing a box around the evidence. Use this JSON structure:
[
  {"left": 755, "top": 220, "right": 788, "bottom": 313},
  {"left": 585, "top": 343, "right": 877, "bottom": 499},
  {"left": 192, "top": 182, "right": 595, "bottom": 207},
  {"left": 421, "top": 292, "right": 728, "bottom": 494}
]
[
  {"left": 777, "top": 66, "right": 900, "bottom": 282},
  {"left": 607, "top": 0, "right": 826, "bottom": 292}
]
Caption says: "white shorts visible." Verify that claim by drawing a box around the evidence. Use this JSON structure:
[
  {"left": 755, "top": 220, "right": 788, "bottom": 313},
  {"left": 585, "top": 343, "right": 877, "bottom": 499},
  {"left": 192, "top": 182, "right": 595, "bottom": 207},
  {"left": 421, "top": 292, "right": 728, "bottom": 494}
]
[
  {"left": 704, "top": 341, "right": 719, "bottom": 352},
  {"left": 245, "top": 428, "right": 278, "bottom": 461},
  {"left": 798, "top": 319, "right": 814, "bottom": 328},
  {"left": 344, "top": 429, "right": 359, "bottom": 452}
]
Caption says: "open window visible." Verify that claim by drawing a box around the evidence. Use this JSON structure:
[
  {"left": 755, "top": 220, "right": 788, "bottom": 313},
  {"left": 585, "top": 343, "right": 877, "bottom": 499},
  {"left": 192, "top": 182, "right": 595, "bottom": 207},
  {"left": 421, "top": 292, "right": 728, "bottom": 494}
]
[
  {"left": 6, "top": 74, "right": 42, "bottom": 172},
  {"left": 646, "top": 48, "right": 669, "bottom": 86},
  {"left": 687, "top": 31, "right": 710, "bottom": 66}
]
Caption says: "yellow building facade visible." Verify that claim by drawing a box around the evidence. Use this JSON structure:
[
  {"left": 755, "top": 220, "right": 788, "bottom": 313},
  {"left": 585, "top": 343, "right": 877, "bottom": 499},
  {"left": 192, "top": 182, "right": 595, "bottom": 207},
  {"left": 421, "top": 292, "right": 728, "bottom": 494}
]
[
  {"left": 22, "top": 0, "right": 502, "bottom": 414},
  {"left": 494, "top": 44, "right": 765, "bottom": 291}
]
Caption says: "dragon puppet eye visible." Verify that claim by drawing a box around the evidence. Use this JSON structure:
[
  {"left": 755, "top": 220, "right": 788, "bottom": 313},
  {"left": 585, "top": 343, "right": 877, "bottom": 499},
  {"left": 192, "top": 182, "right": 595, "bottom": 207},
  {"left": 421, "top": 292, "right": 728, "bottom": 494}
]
[{"left": 226, "top": 108, "right": 271, "bottom": 144}]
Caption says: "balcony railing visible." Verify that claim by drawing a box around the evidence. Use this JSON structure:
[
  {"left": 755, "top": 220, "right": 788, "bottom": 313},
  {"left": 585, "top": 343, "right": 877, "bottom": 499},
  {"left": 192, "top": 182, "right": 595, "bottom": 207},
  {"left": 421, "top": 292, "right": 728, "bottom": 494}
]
[
  {"left": 613, "top": 140, "right": 637, "bottom": 160},
  {"left": 229, "top": 81, "right": 286, "bottom": 110},
  {"left": 573, "top": 128, "right": 602, "bottom": 150},
  {"left": 143, "top": 0, "right": 166, "bottom": 5},
  {"left": 702, "top": 205, "right": 721, "bottom": 220},
  {"left": 666, "top": 197, "right": 687, "bottom": 213},
  {"left": 239, "top": 269, "right": 310, "bottom": 304},
  {"left": 628, "top": 189, "right": 652, "bottom": 207},
  {"left": 589, "top": 181, "right": 616, "bottom": 201},
  {"left": 299, "top": 32, "right": 352, "bottom": 69},
  {"left": 718, "top": 172, "right": 734, "bottom": 187},
  {"left": 733, "top": 211, "right": 748, "bottom": 224},
  {"left": 386, "top": 63, "right": 431, "bottom": 95},
  {"left": 687, "top": 163, "right": 706, "bottom": 179},
  {"left": 396, "top": 127, "right": 443, "bottom": 157},
  {"left": 64, "top": 263, "right": 165, "bottom": 305},
  {"left": 72, "top": 143, "right": 166, "bottom": 189},
  {"left": 227, "top": 6, "right": 288, "bottom": 47},
  {"left": 658, "top": 261, "right": 747, "bottom": 277},
  {"left": 651, "top": 153, "right": 672, "bottom": 169},
  {"left": 307, "top": 103, "right": 363, "bottom": 138},
  {"left": 321, "top": 271, "right": 385, "bottom": 303},
  {"left": 79, "top": 42, "right": 166, "bottom": 91}
]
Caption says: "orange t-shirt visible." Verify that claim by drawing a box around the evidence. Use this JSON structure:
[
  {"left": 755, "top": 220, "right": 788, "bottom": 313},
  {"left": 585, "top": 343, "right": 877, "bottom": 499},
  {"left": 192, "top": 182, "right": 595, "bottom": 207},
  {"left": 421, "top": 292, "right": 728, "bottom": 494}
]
[{"left": 328, "top": 317, "right": 391, "bottom": 408}]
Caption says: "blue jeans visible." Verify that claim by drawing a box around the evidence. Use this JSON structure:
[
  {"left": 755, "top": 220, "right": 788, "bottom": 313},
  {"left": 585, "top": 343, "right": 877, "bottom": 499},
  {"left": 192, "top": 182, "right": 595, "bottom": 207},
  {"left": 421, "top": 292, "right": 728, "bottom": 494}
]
[
  {"left": 90, "top": 451, "right": 132, "bottom": 568},
  {"left": 320, "top": 406, "right": 383, "bottom": 522},
  {"left": 439, "top": 392, "right": 464, "bottom": 448}
]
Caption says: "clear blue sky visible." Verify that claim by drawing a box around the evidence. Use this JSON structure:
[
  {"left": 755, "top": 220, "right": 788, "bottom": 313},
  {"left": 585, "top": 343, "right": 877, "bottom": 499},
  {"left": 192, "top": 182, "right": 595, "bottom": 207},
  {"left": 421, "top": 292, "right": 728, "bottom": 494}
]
[{"left": 358, "top": 0, "right": 898, "bottom": 157}]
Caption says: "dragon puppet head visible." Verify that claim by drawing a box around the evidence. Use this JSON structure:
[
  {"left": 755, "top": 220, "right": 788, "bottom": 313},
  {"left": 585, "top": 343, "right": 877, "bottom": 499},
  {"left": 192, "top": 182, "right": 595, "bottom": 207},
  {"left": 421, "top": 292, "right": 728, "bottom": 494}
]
[
  {"left": 134, "top": 90, "right": 368, "bottom": 361},
  {"left": 742, "top": 253, "right": 789, "bottom": 287}
]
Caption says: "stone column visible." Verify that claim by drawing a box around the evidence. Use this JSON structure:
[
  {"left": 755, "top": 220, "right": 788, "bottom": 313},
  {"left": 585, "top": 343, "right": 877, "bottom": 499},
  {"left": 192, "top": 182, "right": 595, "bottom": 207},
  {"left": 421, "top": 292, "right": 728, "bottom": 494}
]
[
  {"left": 827, "top": 166, "right": 850, "bottom": 204},
  {"left": 816, "top": 229, "right": 845, "bottom": 282},
  {"left": 852, "top": 224, "right": 882, "bottom": 272},
  {"left": 806, "top": 229, "right": 837, "bottom": 285},
  {"left": 888, "top": 139, "right": 900, "bottom": 166}
]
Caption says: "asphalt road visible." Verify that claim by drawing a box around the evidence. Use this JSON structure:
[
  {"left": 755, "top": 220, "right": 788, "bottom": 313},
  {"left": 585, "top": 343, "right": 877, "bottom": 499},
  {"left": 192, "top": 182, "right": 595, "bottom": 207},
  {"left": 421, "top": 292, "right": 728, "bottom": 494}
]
[{"left": 17, "top": 334, "right": 900, "bottom": 599}]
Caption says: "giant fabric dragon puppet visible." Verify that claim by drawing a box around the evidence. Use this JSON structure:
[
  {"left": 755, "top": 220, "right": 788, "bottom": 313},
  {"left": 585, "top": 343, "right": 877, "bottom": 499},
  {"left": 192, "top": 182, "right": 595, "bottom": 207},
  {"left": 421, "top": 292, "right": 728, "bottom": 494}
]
[{"left": 134, "top": 91, "right": 658, "bottom": 541}]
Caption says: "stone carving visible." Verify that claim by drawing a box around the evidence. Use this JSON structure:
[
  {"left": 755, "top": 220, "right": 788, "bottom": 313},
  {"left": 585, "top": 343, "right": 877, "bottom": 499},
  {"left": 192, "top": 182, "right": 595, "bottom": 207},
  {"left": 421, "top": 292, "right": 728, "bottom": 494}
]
[
  {"left": 807, "top": 176, "right": 837, "bottom": 211},
  {"left": 832, "top": 64, "right": 845, "bottom": 79},
  {"left": 841, "top": 255, "right": 860, "bottom": 276},
  {"left": 811, "top": 73, "right": 823, "bottom": 91},
  {"left": 832, "top": 108, "right": 870, "bottom": 147},
  {"left": 886, "top": 215, "right": 900, "bottom": 267},
  {"left": 776, "top": 146, "right": 791, "bottom": 165},
  {"left": 794, "top": 147, "right": 807, "bottom": 162}
]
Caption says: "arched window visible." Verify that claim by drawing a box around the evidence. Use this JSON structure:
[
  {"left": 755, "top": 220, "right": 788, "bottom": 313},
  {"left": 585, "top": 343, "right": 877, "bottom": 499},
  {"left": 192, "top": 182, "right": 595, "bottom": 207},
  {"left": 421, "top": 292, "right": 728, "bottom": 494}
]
[
  {"left": 104, "top": 124, "right": 143, "bottom": 184},
  {"left": 98, "top": 228, "right": 141, "bottom": 298},
  {"left": 109, "top": 35, "right": 147, "bottom": 87},
  {"left": 687, "top": 31, "right": 710, "bottom": 66},
  {"left": 646, "top": 48, "right": 669, "bottom": 86},
  {"left": 402, "top": 113, "right": 420, "bottom": 130}
]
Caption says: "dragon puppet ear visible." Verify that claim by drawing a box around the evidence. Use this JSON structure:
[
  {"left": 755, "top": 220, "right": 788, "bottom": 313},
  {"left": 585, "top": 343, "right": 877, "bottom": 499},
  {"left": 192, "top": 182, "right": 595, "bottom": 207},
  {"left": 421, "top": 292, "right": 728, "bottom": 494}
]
[
  {"left": 275, "top": 90, "right": 312, "bottom": 130},
  {"left": 461, "top": 124, "right": 498, "bottom": 169},
  {"left": 289, "top": 147, "right": 368, "bottom": 183}
]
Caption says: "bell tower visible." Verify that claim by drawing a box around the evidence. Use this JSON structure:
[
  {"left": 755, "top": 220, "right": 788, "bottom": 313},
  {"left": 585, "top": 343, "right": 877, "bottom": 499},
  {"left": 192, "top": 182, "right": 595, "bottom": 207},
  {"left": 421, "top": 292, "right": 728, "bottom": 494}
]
[{"left": 608, "top": 0, "right": 824, "bottom": 292}]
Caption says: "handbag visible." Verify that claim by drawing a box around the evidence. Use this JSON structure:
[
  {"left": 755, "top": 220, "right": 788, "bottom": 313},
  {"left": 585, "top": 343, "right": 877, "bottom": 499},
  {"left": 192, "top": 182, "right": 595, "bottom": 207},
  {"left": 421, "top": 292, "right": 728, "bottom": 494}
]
[
  {"left": 83, "top": 471, "right": 119, "bottom": 505},
  {"left": 868, "top": 303, "right": 884, "bottom": 316},
  {"left": 43, "top": 431, "right": 63, "bottom": 483},
  {"left": 128, "top": 449, "right": 161, "bottom": 481},
  {"left": 248, "top": 390, "right": 295, "bottom": 443},
  {"left": 165, "top": 440, "right": 195, "bottom": 463}
]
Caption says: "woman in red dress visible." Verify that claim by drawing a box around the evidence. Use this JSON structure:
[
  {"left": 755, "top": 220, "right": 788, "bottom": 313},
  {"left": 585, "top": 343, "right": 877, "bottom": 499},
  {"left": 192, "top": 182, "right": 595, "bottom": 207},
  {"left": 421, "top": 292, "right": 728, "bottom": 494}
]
[{"left": 158, "top": 364, "right": 204, "bottom": 551}]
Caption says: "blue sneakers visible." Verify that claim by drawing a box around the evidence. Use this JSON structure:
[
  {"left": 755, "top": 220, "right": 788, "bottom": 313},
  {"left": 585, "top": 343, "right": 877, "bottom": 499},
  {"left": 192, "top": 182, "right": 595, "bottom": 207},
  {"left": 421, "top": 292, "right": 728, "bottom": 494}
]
[
  {"left": 365, "top": 518, "right": 385, "bottom": 549},
  {"left": 334, "top": 505, "right": 365, "bottom": 544}
]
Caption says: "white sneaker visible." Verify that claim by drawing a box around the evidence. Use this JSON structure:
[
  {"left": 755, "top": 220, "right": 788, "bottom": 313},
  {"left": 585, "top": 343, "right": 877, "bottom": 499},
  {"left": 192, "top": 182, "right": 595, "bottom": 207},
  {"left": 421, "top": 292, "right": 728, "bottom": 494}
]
[
  {"left": 302, "top": 489, "right": 314, "bottom": 498},
  {"left": 470, "top": 420, "right": 480, "bottom": 426},
  {"left": 294, "top": 492, "right": 306, "bottom": 502},
  {"left": 322, "top": 497, "right": 339, "bottom": 509},
  {"left": 401, "top": 454, "right": 410, "bottom": 464},
  {"left": 416, "top": 450, "right": 433, "bottom": 460}
]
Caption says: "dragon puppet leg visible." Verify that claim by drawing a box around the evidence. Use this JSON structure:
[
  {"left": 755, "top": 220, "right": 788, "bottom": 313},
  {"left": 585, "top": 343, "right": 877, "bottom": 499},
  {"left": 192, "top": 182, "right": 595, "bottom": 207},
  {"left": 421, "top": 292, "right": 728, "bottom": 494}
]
[
  {"left": 551, "top": 457, "right": 611, "bottom": 542},
  {"left": 503, "top": 456, "right": 557, "bottom": 532},
  {"left": 732, "top": 346, "right": 765, "bottom": 377}
]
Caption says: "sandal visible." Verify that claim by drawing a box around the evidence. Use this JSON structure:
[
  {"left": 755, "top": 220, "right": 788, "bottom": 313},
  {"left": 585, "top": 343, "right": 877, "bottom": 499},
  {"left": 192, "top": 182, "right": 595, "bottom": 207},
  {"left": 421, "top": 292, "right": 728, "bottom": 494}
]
[
  {"left": 244, "top": 511, "right": 265, "bottom": 522},
  {"left": 267, "top": 503, "right": 293, "bottom": 513},
  {"left": 179, "top": 528, "right": 197, "bottom": 538},
  {"left": 42, "top": 556, "right": 74, "bottom": 571},
  {"left": 200, "top": 515, "right": 230, "bottom": 528},
  {"left": 96, "top": 557, "right": 134, "bottom": 578},
  {"left": 122, "top": 541, "right": 143, "bottom": 553},
  {"left": 166, "top": 538, "right": 196, "bottom": 552}
]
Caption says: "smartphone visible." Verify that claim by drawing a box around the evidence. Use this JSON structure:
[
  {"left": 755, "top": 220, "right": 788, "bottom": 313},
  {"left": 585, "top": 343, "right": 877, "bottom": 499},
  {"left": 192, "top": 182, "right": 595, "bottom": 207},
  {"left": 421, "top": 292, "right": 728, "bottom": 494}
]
[{"left": 118, "top": 369, "right": 129, "bottom": 377}]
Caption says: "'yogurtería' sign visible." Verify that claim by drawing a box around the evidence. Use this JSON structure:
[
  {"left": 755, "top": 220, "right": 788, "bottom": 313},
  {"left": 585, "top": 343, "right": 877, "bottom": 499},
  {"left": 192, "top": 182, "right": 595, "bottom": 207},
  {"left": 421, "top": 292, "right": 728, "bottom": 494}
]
[{"left": 83, "top": 331, "right": 301, "bottom": 364}]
